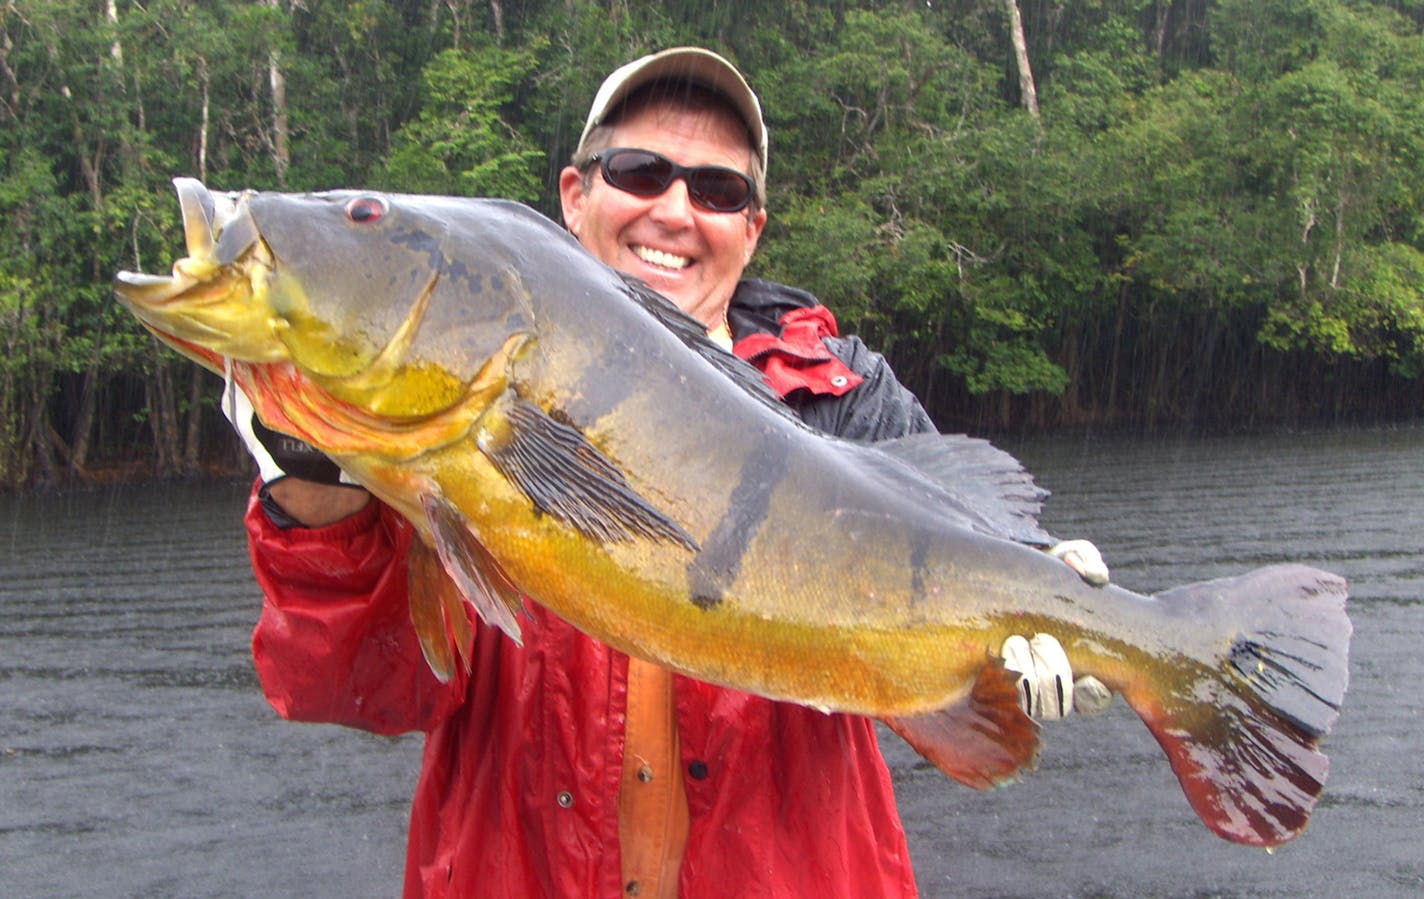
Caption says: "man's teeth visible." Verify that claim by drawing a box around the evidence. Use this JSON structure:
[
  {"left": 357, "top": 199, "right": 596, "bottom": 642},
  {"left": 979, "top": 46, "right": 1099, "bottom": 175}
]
[{"left": 634, "top": 246, "right": 690, "bottom": 270}]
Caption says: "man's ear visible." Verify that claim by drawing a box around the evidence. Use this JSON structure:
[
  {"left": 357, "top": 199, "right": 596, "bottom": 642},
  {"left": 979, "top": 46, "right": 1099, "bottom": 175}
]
[
  {"left": 744, "top": 205, "right": 768, "bottom": 263},
  {"left": 558, "top": 165, "right": 586, "bottom": 236}
]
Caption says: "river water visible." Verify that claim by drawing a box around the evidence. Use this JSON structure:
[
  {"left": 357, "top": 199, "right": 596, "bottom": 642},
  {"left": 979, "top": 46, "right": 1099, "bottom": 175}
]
[{"left": 1, "top": 426, "right": 1420, "bottom": 898}]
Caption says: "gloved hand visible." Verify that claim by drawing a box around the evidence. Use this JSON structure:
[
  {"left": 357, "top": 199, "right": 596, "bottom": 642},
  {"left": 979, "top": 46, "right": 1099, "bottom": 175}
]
[
  {"left": 1001, "top": 633, "right": 1113, "bottom": 719},
  {"left": 1049, "top": 539, "right": 1110, "bottom": 586},
  {"left": 221, "top": 366, "right": 354, "bottom": 487}
]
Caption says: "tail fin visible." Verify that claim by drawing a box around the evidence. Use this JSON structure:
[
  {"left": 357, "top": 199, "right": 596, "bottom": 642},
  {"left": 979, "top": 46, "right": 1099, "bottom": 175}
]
[{"left": 1128, "top": 564, "right": 1351, "bottom": 847}]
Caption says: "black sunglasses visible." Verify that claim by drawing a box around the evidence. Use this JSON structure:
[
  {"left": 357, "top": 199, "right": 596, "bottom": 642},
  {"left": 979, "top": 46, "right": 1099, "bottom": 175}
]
[{"left": 591, "top": 148, "right": 756, "bottom": 213}]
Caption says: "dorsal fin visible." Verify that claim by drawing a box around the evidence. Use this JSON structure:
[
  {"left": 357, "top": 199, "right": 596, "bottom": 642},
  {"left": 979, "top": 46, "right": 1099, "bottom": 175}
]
[{"left": 873, "top": 432, "right": 1053, "bottom": 545}]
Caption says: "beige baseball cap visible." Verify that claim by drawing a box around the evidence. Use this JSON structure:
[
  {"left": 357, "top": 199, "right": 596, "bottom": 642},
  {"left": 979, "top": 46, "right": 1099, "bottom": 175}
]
[{"left": 577, "top": 47, "right": 768, "bottom": 172}]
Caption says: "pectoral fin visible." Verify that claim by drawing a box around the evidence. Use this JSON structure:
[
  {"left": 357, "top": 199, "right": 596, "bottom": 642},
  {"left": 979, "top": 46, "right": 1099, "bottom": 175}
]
[
  {"left": 476, "top": 393, "right": 697, "bottom": 550},
  {"left": 421, "top": 492, "right": 525, "bottom": 646},
  {"left": 883, "top": 658, "right": 1040, "bottom": 789}
]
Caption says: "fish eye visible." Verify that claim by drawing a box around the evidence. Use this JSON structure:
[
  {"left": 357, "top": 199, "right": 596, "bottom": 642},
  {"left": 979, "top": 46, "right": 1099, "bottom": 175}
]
[{"left": 345, "top": 195, "right": 389, "bottom": 224}]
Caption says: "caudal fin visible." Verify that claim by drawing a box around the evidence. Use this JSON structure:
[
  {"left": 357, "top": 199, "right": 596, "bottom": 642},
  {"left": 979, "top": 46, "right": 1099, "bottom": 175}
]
[{"left": 1129, "top": 564, "right": 1351, "bottom": 847}]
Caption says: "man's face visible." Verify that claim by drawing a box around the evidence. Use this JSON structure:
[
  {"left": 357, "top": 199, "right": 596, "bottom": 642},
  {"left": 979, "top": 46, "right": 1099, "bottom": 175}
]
[{"left": 560, "top": 102, "right": 767, "bottom": 330}]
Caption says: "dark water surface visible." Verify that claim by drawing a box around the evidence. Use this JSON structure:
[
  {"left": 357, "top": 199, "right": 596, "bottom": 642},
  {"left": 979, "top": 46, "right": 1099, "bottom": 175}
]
[{"left": 2, "top": 427, "right": 1420, "bottom": 897}]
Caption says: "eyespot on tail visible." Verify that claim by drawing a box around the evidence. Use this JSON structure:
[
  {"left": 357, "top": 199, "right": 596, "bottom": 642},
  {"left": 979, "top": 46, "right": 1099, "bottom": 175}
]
[{"left": 1131, "top": 564, "right": 1351, "bottom": 846}]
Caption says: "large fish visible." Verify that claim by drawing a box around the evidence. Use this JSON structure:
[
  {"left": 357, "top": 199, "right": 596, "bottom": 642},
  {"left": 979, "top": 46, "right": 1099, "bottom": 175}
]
[{"left": 116, "top": 178, "right": 1351, "bottom": 848}]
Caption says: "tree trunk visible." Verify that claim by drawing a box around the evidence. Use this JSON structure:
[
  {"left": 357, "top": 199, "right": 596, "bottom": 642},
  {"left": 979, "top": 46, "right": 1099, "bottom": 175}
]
[
  {"left": 182, "top": 364, "right": 205, "bottom": 474},
  {"left": 147, "top": 358, "right": 182, "bottom": 477},
  {"left": 264, "top": 0, "right": 290, "bottom": 185},
  {"left": 68, "top": 364, "right": 99, "bottom": 477},
  {"left": 489, "top": 0, "right": 504, "bottom": 43},
  {"left": 1, "top": 21, "right": 21, "bottom": 116},
  {"left": 1151, "top": 2, "right": 1171, "bottom": 58},
  {"left": 197, "top": 55, "right": 210, "bottom": 180},
  {"left": 27, "top": 379, "right": 58, "bottom": 485},
  {"left": 1003, "top": 0, "right": 1039, "bottom": 116},
  {"left": 442, "top": 1, "right": 464, "bottom": 49}
]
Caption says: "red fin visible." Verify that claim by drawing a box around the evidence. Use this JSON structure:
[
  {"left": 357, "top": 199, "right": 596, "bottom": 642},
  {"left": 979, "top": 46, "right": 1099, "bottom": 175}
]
[
  {"left": 441, "top": 559, "right": 476, "bottom": 671},
  {"left": 1129, "top": 564, "right": 1350, "bottom": 846},
  {"left": 421, "top": 492, "right": 525, "bottom": 645},
  {"left": 1142, "top": 691, "right": 1331, "bottom": 848},
  {"left": 884, "top": 658, "right": 1039, "bottom": 789},
  {"left": 407, "top": 538, "right": 461, "bottom": 686}
]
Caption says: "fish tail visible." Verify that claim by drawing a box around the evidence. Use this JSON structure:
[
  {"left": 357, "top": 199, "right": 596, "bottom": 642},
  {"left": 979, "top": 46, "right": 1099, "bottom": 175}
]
[{"left": 1126, "top": 564, "right": 1351, "bottom": 847}]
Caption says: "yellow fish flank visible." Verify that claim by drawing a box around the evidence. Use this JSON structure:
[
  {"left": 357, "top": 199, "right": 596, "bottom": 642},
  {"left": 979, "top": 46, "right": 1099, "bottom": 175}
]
[{"left": 117, "top": 179, "right": 1352, "bottom": 848}]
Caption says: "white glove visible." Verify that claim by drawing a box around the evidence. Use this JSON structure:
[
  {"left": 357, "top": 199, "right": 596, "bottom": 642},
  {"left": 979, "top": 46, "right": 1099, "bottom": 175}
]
[
  {"left": 1049, "top": 539, "right": 1110, "bottom": 586},
  {"left": 221, "top": 364, "right": 356, "bottom": 487},
  {"left": 1001, "top": 633, "right": 1113, "bottom": 719}
]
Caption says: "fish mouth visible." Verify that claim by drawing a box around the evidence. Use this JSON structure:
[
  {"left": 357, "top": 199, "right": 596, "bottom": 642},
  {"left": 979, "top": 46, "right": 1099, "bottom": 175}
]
[{"left": 113, "top": 178, "right": 281, "bottom": 372}]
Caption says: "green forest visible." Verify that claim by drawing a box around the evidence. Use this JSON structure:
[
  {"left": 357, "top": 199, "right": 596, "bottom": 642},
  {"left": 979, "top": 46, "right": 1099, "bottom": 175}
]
[{"left": 3, "top": 0, "right": 1423, "bottom": 487}]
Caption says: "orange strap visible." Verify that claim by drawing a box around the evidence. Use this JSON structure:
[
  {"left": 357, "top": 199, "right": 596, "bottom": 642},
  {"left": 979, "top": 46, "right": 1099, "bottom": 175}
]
[{"left": 619, "top": 657, "right": 691, "bottom": 898}]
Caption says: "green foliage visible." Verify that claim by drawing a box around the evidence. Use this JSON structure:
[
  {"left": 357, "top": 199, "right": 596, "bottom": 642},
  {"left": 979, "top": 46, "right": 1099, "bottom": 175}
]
[
  {"left": 374, "top": 44, "right": 545, "bottom": 200},
  {"left": 4, "top": 0, "right": 1424, "bottom": 482},
  {"left": 751, "top": 195, "right": 880, "bottom": 325}
]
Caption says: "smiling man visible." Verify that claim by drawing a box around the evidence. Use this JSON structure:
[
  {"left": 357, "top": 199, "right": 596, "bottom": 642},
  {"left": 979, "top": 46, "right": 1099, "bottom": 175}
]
[
  {"left": 228, "top": 47, "right": 1106, "bottom": 899},
  {"left": 561, "top": 50, "right": 768, "bottom": 340}
]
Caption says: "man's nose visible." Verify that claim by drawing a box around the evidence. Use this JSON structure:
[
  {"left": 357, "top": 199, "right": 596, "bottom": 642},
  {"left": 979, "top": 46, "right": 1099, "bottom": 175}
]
[{"left": 646, "top": 177, "right": 696, "bottom": 226}]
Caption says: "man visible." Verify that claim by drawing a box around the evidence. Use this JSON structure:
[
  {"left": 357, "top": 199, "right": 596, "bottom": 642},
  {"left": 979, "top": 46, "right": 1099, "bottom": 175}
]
[{"left": 229, "top": 48, "right": 1107, "bottom": 898}]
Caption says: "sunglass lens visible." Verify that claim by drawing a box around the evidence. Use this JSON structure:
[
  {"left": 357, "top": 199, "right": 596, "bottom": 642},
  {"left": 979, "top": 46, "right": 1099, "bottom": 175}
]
[
  {"left": 605, "top": 151, "right": 672, "bottom": 196},
  {"left": 688, "top": 171, "right": 751, "bottom": 212}
]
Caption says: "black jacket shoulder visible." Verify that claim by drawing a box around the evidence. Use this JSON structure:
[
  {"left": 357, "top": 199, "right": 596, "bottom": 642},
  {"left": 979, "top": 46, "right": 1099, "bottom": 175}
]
[{"left": 729, "top": 279, "right": 935, "bottom": 441}]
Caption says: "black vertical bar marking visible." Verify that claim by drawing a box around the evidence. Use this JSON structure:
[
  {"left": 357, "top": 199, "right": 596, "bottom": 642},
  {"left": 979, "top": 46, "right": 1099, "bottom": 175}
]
[
  {"left": 909, "top": 531, "right": 932, "bottom": 608},
  {"left": 686, "top": 442, "right": 789, "bottom": 609}
]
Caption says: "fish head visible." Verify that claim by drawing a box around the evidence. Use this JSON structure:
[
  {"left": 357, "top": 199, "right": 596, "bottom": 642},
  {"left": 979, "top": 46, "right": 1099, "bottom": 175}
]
[{"left": 115, "top": 179, "right": 561, "bottom": 444}]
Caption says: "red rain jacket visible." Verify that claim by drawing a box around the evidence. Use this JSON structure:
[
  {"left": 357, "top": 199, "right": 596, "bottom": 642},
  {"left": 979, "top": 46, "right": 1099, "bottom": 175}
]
[{"left": 246, "top": 282, "right": 933, "bottom": 898}]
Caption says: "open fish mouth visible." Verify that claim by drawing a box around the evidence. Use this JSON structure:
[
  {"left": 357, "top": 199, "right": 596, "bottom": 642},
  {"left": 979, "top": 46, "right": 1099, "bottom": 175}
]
[
  {"left": 115, "top": 179, "right": 257, "bottom": 299},
  {"left": 114, "top": 179, "right": 281, "bottom": 368}
]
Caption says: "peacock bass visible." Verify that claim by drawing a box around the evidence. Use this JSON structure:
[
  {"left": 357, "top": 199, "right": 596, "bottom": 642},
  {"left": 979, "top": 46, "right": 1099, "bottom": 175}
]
[{"left": 115, "top": 179, "right": 1351, "bottom": 848}]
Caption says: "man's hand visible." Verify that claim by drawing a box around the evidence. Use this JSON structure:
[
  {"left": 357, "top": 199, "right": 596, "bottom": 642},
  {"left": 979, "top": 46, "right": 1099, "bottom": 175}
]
[
  {"left": 1001, "top": 633, "right": 1113, "bottom": 719},
  {"left": 222, "top": 369, "right": 369, "bottom": 527},
  {"left": 222, "top": 372, "right": 349, "bottom": 486},
  {"left": 1049, "top": 539, "right": 1110, "bottom": 586}
]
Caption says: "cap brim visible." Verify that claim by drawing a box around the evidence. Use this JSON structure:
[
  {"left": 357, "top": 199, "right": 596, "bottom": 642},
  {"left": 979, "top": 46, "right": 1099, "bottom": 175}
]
[{"left": 578, "top": 47, "right": 767, "bottom": 171}]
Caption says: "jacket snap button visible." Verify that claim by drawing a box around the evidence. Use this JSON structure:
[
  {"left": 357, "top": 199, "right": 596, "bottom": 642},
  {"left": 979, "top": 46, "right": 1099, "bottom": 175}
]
[
  {"left": 830, "top": 375, "right": 848, "bottom": 387},
  {"left": 637, "top": 765, "right": 654, "bottom": 783},
  {"left": 688, "top": 760, "right": 709, "bottom": 780},
  {"left": 556, "top": 790, "right": 574, "bottom": 808}
]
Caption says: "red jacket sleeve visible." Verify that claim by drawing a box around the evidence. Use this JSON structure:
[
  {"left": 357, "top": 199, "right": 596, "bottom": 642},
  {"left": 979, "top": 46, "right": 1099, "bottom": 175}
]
[{"left": 245, "top": 482, "right": 468, "bottom": 735}]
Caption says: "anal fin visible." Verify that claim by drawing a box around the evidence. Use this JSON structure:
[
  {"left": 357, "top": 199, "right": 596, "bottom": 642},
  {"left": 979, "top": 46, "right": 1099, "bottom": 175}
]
[
  {"left": 883, "top": 657, "right": 1040, "bottom": 789},
  {"left": 421, "top": 492, "right": 525, "bottom": 646},
  {"left": 407, "top": 538, "right": 475, "bottom": 683}
]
